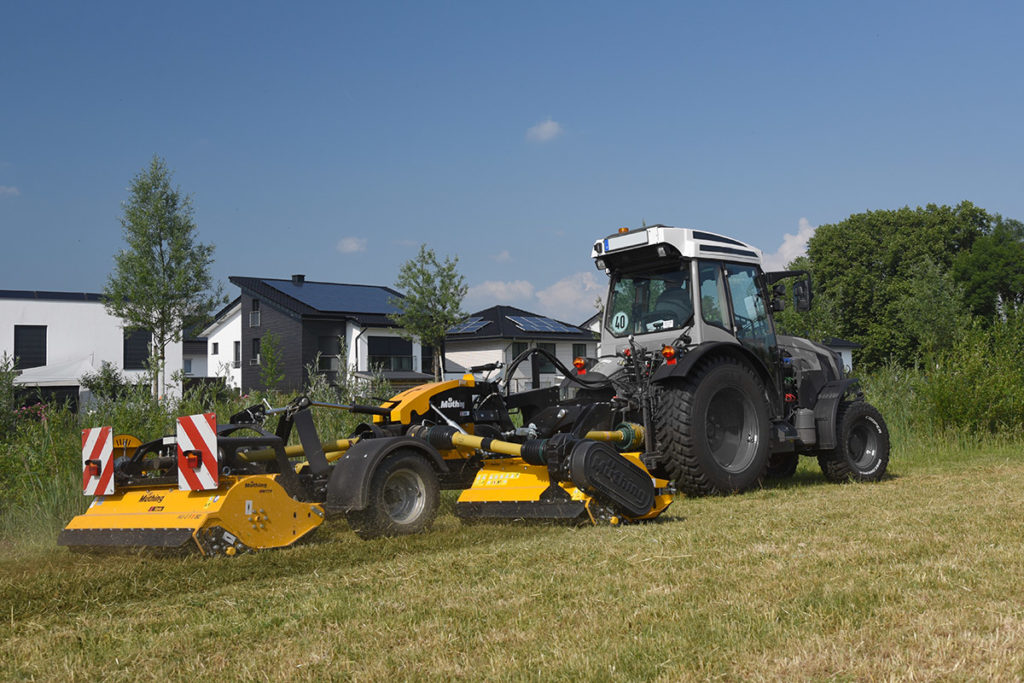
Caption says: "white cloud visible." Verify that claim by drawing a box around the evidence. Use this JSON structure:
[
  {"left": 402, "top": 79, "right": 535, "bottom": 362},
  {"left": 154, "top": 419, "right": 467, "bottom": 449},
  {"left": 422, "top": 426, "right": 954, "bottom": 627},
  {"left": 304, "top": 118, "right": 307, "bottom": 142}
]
[
  {"left": 534, "top": 272, "right": 605, "bottom": 323},
  {"left": 465, "top": 280, "right": 535, "bottom": 309},
  {"left": 493, "top": 250, "right": 512, "bottom": 263},
  {"left": 762, "top": 218, "right": 816, "bottom": 271},
  {"left": 0, "top": 186, "right": 20, "bottom": 197},
  {"left": 465, "top": 271, "right": 603, "bottom": 325},
  {"left": 525, "top": 118, "right": 563, "bottom": 143},
  {"left": 336, "top": 236, "right": 367, "bottom": 254}
]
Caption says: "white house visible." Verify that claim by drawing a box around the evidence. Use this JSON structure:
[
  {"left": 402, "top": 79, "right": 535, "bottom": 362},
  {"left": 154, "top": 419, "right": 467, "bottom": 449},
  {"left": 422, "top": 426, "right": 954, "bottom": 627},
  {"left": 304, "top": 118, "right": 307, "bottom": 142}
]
[
  {"left": 0, "top": 289, "right": 183, "bottom": 405},
  {"left": 201, "top": 298, "right": 242, "bottom": 389},
  {"left": 203, "top": 275, "right": 432, "bottom": 393},
  {"left": 445, "top": 305, "right": 598, "bottom": 392}
]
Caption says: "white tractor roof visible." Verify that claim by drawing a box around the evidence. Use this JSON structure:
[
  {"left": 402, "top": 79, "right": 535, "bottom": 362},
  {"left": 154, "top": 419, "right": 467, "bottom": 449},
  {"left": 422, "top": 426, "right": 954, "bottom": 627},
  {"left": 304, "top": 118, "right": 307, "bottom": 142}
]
[{"left": 592, "top": 225, "right": 763, "bottom": 266}]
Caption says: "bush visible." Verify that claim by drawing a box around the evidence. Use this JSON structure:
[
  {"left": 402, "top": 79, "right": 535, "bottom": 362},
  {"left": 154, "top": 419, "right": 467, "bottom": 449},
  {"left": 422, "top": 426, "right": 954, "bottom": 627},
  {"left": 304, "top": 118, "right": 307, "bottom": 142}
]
[
  {"left": 0, "top": 352, "right": 17, "bottom": 442},
  {"left": 79, "top": 361, "right": 134, "bottom": 401},
  {"left": 857, "top": 310, "right": 1024, "bottom": 437},
  {"left": 919, "top": 313, "right": 1024, "bottom": 433}
]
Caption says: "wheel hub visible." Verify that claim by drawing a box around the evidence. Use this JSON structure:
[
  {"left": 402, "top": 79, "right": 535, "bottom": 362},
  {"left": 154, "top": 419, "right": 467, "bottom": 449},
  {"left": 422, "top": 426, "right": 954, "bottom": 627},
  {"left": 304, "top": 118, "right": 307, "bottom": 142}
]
[
  {"left": 704, "top": 387, "right": 759, "bottom": 473},
  {"left": 382, "top": 469, "right": 426, "bottom": 523}
]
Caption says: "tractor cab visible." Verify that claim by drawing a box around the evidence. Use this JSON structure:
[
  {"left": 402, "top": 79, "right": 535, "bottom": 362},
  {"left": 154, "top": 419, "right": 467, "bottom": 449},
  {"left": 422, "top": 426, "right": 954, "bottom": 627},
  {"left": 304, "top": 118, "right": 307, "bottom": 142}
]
[{"left": 591, "top": 225, "right": 793, "bottom": 375}]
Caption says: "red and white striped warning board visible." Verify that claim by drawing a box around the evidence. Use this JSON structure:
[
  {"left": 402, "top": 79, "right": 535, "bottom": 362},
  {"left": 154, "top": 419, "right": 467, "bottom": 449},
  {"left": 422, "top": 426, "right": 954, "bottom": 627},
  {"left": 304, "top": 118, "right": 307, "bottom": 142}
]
[
  {"left": 82, "top": 426, "right": 114, "bottom": 496},
  {"left": 176, "top": 413, "right": 219, "bottom": 491}
]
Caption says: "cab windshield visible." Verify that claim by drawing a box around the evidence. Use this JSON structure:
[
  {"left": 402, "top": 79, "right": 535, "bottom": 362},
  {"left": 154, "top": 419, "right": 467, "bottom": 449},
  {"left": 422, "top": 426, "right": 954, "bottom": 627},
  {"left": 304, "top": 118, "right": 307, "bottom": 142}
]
[{"left": 605, "top": 266, "right": 693, "bottom": 338}]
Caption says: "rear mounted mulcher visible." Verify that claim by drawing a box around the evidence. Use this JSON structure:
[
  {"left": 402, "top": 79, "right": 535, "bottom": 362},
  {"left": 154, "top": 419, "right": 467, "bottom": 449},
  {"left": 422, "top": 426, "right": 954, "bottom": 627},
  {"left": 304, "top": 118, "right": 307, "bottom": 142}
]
[{"left": 60, "top": 374, "right": 675, "bottom": 556}]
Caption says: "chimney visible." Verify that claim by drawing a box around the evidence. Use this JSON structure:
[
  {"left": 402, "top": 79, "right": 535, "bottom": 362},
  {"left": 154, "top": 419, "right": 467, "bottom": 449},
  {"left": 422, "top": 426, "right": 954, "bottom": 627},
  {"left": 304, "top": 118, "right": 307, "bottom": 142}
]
[{"left": 292, "top": 274, "right": 305, "bottom": 285}]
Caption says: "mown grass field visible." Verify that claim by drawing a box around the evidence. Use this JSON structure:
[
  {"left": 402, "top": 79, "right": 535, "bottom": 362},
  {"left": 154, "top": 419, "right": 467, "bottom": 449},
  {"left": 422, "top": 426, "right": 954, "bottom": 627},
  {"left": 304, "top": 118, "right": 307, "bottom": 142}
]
[{"left": 3, "top": 434, "right": 1024, "bottom": 681}]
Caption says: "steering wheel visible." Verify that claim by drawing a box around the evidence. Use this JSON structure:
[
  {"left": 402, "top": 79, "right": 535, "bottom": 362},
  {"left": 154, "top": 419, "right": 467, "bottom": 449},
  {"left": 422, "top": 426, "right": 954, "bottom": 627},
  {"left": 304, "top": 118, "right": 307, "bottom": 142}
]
[{"left": 734, "top": 314, "right": 755, "bottom": 337}]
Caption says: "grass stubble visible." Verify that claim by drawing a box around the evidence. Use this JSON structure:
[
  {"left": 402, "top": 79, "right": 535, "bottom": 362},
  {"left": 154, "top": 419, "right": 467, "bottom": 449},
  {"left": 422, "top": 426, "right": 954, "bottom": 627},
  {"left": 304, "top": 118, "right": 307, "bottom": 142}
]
[{"left": 2, "top": 437, "right": 1024, "bottom": 681}]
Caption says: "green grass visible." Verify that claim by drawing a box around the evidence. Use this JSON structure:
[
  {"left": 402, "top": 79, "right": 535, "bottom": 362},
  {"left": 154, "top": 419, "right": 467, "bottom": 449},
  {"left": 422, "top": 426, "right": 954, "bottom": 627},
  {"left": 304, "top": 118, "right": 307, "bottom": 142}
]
[{"left": 3, "top": 435, "right": 1024, "bottom": 680}]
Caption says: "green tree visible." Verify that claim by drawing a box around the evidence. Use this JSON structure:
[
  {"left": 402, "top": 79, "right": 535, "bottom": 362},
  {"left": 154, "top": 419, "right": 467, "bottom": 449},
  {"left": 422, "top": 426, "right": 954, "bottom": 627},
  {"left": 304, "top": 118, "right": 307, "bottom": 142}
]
[
  {"left": 258, "top": 330, "right": 285, "bottom": 391},
  {"left": 104, "top": 156, "right": 223, "bottom": 399},
  {"left": 389, "top": 245, "right": 467, "bottom": 382},
  {"left": 951, "top": 217, "right": 1024, "bottom": 322},
  {"left": 783, "top": 201, "right": 1001, "bottom": 367},
  {"left": 893, "top": 258, "right": 971, "bottom": 357}
]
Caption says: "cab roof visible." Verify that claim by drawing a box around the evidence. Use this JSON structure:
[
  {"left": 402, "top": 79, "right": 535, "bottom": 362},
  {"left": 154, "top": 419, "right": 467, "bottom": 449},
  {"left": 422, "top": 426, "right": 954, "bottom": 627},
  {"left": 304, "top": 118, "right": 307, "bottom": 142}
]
[{"left": 592, "top": 225, "right": 763, "bottom": 266}]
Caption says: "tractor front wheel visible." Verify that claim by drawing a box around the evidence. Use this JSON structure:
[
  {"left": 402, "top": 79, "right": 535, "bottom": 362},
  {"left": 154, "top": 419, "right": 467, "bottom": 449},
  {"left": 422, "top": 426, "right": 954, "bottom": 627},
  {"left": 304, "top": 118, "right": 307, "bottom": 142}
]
[
  {"left": 818, "top": 401, "right": 890, "bottom": 483},
  {"left": 655, "top": 356, "right": 771, "bottom": 496},
  {"left": 346, "top": 451, "right": 440, "bottom": 539}
]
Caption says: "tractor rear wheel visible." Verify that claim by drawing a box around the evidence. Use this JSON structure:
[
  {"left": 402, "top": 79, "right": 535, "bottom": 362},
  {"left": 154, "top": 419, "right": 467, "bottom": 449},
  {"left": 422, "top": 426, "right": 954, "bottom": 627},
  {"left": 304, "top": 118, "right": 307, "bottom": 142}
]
[
  {"left": 818, "top": 401, "right": 890, "bottom": 482},
  {"left": 346, "top": 451, "right": 440, "bottom": 539},
  {"left": 655, "top": 356, "right": 770, "bottom": 496}
]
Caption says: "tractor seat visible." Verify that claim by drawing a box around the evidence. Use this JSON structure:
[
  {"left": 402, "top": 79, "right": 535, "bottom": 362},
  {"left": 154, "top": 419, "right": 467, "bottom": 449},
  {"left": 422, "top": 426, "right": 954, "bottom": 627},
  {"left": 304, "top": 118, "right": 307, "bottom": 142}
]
[{"left": 652, "top": 287, "right": 693, "bottom": 326}]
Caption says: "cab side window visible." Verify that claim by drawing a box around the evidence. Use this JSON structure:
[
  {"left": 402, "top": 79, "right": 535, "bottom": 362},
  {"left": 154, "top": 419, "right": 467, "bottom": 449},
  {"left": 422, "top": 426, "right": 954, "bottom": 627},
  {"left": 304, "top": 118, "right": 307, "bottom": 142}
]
[
  {"left": 724, "top": 263, "right": 775, "bottom": 352},
  {"left": 698, "top": 261, "right": 728, "bottom": 330}
]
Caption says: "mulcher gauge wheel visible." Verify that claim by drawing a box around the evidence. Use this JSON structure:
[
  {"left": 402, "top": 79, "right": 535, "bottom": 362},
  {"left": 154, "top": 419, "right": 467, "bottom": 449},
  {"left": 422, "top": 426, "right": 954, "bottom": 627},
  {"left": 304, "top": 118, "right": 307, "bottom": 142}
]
[
  {"left": 346, "top": 451, "right": 440, "bottom": 540},
  {"left": 655, "top": 356, "right": 771, "bottom": 496},
  {"left": 818, "top": 401, "right": 890, "bottom": 482}
]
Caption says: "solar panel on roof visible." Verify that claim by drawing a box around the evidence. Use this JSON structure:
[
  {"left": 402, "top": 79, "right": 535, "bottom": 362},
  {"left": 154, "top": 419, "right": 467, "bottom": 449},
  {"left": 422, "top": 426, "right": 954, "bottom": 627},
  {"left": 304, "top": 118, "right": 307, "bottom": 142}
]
[
  {"left": 506, "top": 316, "right": 579, "bottom": 334},
  {"left": 265, "top": 280, "right": 401, "bottom": 314},
  {"left": 448, "top": 317, "right": 491, "bottom": 334}
]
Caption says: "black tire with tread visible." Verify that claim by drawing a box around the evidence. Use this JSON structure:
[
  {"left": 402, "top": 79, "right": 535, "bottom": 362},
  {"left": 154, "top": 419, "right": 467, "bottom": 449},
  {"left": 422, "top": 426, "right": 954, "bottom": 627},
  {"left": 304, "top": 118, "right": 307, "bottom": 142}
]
[
  {"left": 654, "top": 356, "right": 771, "bottom": 496},
  {"left": 346, "top": 451, "right": 440, "bottom": 540},
  {"left": 818, "top": 401, "right": 890, "bottom": 483}
]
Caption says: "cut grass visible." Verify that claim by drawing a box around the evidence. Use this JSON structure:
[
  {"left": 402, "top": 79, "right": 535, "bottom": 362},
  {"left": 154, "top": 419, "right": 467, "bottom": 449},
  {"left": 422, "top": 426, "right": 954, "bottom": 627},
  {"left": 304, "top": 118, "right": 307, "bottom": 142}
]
[{"left": 3, "top": 438, "right": 1024, "bottom": 680}]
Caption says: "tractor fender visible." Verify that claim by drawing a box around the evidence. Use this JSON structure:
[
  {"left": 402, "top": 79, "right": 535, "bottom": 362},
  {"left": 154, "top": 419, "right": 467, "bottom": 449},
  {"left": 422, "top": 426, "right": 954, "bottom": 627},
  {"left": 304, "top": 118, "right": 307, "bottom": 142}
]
[
  {"left": 325, "top": 436, "right": 449, "bottom": 513},
  {"left": 812, "top": 378, "right": 861, "bottom": 450},
  {"left": 652, "top": 342, "right": 775, "bottom": 395}
]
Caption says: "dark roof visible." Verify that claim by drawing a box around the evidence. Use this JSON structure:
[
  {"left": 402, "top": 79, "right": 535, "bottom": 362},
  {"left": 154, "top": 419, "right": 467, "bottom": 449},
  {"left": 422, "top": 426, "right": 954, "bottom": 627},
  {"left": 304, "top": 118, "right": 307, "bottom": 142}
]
[
  {"left": 0, "top": 289, "right": 103, "bottom": 302},
  {"left": 822, "top": 337, "right": 862, "bottom": 349},
  {"left": 445, "top": 305, "right": 595, "bottom": 342},
  {"left": 211, "top": 296, "right": 240, "bottom": 320},
  {"left": 229, "top": 277, "right": 403, "bottom": 325}
]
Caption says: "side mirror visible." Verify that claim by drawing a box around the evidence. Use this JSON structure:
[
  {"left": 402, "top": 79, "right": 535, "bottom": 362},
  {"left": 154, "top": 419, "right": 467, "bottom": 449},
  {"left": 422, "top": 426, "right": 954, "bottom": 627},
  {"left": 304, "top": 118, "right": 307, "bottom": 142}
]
[
  {"left": 771, "top": 297, "right": 786, "bottom": 312},
  {"left": 793, "top": 278, "right": 812, "bottom": 312}
]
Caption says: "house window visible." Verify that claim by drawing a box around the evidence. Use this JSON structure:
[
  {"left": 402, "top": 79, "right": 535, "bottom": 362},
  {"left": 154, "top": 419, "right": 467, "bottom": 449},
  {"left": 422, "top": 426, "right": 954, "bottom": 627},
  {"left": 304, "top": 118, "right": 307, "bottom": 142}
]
[
  {"left": 211, "top": 342, "right": 219, "bottom": 355},
  {"left": 251, "top": 338, "right": 261, "bottom": 365},
  {"left": 572, "top": 343, "right": 588, "bottom": 359},
  {"left": 183, "top": 358, "right": 193, "bottom": 376},
  {"left": 123, "top": 329, "right": 151, "bottom": 370},
  {"left": 249, "top": 299, "right": 261, "bottom": 328},
  {"left": 421, "top": 345, "right": 434, "bottom": 376},
  {"left": 318, "top": 336, "right": 340, "bottom": 372},
  {"left": 14, "top": 325, "right": 46, "bottom": 369},
  {"left": 368, "top": 336, "right": 412, "bottom": 372},
  {"left": 510, "top": 342, "right": 529, "bottom": 363},
  {"left": 538, "top": 342, "right": 557, "bottom": 374},
  {"left": 233, "top": 341, "right": 241, "bottom": 368}
]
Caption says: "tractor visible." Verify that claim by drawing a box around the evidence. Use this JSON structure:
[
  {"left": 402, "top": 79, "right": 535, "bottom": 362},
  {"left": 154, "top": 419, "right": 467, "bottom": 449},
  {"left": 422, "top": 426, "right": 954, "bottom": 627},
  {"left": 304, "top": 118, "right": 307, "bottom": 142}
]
[{"left": 568, "top": 224, "right": 890, "bottom": 495}]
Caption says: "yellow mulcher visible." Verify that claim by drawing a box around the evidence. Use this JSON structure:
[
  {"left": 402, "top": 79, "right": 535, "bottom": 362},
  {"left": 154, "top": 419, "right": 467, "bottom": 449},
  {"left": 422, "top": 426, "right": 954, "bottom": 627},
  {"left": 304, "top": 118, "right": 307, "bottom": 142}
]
[{"left": 59, "top": 361, "right": 674, "bottom": 556}]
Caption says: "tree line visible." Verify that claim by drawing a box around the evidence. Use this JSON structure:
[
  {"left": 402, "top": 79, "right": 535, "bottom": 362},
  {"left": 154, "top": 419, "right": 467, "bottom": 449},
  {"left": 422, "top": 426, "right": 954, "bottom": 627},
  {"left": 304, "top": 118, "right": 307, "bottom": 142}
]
[{"left": 776, "top": 201, "right": 1024, "bottom": 369}]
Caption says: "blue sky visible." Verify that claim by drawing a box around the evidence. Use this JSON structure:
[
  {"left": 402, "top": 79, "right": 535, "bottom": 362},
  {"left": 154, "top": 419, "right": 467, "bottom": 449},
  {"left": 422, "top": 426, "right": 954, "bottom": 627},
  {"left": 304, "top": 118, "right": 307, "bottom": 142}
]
[{"left": 2, "top": 1, "right": 1021, "bottom": 323}]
